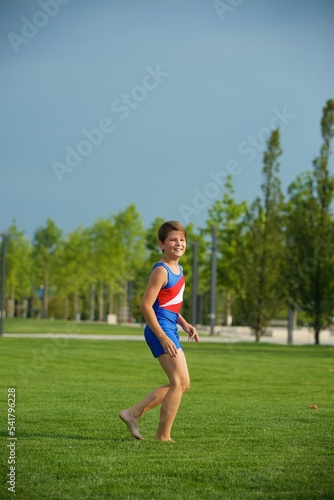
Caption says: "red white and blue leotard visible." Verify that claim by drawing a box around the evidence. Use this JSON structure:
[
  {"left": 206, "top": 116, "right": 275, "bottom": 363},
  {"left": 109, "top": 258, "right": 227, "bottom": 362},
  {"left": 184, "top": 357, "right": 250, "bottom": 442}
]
[{"left": 144, "top": 262, "right": 185, "bottom": 357}]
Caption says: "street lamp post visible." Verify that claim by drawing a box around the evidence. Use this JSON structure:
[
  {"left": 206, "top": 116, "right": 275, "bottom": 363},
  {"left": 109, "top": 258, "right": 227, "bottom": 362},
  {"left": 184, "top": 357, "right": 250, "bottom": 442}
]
[
  {"left": 287, "top": 308, "right": 294, "bottom": 345},
  {"left": 210, "top": 226, "right": 217, "bottom": 336},
  {"left": 0, "top": 234, "right": 8, "bottom": 336},
  {"left": 191, "top": 242, "right": 198, "bottom": 327}
]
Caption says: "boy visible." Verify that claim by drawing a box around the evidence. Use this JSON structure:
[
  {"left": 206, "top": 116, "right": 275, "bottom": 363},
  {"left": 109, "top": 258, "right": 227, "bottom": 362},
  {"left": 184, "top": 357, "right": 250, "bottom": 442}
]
[{"left": 119, "top": 220, "right": 199, "bottom": 441}]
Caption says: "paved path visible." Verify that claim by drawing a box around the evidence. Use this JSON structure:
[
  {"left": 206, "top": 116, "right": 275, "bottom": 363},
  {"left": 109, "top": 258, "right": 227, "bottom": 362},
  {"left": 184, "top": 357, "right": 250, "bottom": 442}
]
[{"left": 3, "top": 330, "right": 334, "bottom": 345}]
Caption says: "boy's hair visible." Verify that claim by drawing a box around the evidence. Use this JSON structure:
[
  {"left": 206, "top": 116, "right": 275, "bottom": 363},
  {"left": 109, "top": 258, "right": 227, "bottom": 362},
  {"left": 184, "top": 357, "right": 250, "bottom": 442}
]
[{"left": 158, "top": 221, "right": 187, "bottom": 242}]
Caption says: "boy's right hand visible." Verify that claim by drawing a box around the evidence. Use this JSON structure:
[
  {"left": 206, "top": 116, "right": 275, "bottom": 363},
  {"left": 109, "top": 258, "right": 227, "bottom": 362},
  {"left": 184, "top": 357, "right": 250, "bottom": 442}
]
[{"left": 161, "top": 337, "right": 178, "bottom": 357}]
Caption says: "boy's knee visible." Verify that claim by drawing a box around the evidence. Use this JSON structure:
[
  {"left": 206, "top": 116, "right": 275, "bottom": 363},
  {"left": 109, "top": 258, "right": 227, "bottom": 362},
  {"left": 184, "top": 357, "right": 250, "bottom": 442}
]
[
  {"left": 174, "top": 378, "right": 190, "bottom": 392},
  {"left": 182, "top": 378, "right": 190, "bottom": 392}
]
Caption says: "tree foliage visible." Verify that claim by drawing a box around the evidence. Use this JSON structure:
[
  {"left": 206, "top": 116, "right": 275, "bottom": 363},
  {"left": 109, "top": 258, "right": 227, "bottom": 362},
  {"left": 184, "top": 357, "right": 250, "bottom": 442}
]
[
  {"left": 32, "top": 218, "right": 62, "bottom": 318},
  {"left": 4, "top": 221, "right": 31, "bottom": 316},
  {"left": 285, "top": 99, "right": 334, "bottom": 343},
  {"left": 236, "top": 129, "right": 286, "bottom": 341},
  {"left": 204, "top": 176, "right": 247, "bottom": 325}
]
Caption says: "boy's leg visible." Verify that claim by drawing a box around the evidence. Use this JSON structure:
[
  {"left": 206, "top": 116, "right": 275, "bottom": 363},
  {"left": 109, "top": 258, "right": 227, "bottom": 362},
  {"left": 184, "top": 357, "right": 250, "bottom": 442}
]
[
  {"left": 119, "top": 384, "right": 170, "bottom": 440},
  {"left": 156, "top": 349, "right": 190, "bottom": 441}
]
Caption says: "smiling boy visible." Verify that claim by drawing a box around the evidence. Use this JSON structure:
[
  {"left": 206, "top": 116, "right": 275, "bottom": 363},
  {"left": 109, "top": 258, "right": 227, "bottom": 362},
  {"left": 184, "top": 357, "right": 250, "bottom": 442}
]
[{"left": 119, "top": 220, "right": 199, "bottom": 442}]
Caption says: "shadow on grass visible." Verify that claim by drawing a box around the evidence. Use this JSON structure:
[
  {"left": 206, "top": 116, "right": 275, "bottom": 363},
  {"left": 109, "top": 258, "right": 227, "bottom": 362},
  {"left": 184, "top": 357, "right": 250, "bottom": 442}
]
[
  {"left": 0, "top": 431, "right": 141, "bottom": 443},
  {"left": 0, "top": 431, "right": 98, "bottom": 441}
]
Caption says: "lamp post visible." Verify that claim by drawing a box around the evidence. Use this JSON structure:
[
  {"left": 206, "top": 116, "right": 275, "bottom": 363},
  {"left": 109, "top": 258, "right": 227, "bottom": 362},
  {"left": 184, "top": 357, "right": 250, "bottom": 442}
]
[
  {"left": 209, "top": 226, "right": 217, "bottom": 336},
  {"left": 287, "top": 308, "right": 295, "bottom": 345},
  {"left": 191, "top": 242, "right": 198, "bottom": 327},
  {"left": 0, "top": 234, "right": 8, "bottom": 336}
]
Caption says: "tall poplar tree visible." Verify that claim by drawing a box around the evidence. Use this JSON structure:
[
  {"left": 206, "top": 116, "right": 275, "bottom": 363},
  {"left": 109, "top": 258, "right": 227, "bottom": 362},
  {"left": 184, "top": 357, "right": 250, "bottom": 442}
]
[
  {"left": 286, "top": 99, "right": 334, "bottom": 344},
  {"left": 237, "top": 129, "right": 285, "bottom": 341},
  {"left": 90, "top": 217, "right": 119, "bottom": 321},
  {"left": 5, "top": 222, "right": 31, "bottom": 317},
  {"left": 113, "top": 204, "right": 146, "bottom": 321},
  {"left": 58, "top": 227, "right": 91, "bottom": 320},
  {"left": 204, "top": 176, "right": 247, "bottom": 326},
  {"left": 32, "top": 219, "right": 62, "bottom": 318}
]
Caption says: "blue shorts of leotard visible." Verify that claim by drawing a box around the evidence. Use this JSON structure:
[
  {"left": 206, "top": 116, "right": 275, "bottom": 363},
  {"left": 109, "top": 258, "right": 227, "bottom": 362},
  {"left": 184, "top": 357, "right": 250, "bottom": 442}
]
[{"left": 144, "top": 325, "right": 182, "bottom": 358}]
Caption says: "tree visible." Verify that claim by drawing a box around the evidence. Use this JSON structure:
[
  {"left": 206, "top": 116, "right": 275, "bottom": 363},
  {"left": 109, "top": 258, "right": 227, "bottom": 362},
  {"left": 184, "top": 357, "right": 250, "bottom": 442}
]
[
  {"left": 113, "top": 205, "right": 146, "bottom": 321},
  {"left": 237, "top": 129, "right": 285, "bottom": 341},
  {"left": 5, "top": 221, "right": 31, "bottom": 317},
  {"left": 204, "top": 176, "right": 247, "bottom": 326},
  {"left": 89, "top": 217, "right": 120, "bottom": 321},
  {"left": 56, "top": 227, "right": 92, "bottom": 320},
  {"left": 145, "top": 217, "right": 165, "bottom": 265},
  {"left": 285, "top": 99, "right": 334, "bottom": 344},
  {"left": 32, "top": 219, "right": 62, "bottom": 318}
]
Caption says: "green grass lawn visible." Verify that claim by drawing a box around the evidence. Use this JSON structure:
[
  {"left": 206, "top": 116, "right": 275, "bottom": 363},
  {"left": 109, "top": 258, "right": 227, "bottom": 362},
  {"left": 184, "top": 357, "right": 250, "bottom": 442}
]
[{"left": 0, "top": 339, "right": 333, "bottom": 499}]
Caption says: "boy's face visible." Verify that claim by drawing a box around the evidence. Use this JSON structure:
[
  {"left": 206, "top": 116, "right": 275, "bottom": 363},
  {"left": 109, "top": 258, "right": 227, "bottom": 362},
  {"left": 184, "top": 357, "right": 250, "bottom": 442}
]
[{"left": 158, "top": 230, "right": 186, "bottom": 258}]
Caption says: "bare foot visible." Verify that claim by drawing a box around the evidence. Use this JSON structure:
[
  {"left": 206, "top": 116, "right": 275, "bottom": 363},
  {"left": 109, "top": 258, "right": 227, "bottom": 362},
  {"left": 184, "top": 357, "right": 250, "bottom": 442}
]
[
  {"left": 119, "top": 410, "right": 144, "bottom": 440},
  {"left": 155, "top": 437, "right": 175, "bottom": 443}
]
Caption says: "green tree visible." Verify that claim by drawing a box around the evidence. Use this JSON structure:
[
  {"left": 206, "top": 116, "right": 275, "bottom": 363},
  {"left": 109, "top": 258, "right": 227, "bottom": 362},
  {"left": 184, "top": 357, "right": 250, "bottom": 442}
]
[
  {"left": 286, "top": 99, "right": 334, "bottom": 344},
  {"left": 113, "top": 205, "right": 146, "bottom": 321},
  {"left": 145, "top": 217, "right": 165, "bottom": 265},
  {"left": 32, "top": 219, "right": 62, "bottom": 318},
  {"left": 89, "top": 217, "right": 120, "bottom": 321},
  {"left": 5, "top": 221, "right": 31, "bottom": 317},
  {"left": 237, "top": 129, "right": 285, "bottom": 341},
  {"left": 57, "top": 227, "right": 92, "bottom": 319},
  {"left": 204, "top": 176, "right": 247, "bottom": 326}
]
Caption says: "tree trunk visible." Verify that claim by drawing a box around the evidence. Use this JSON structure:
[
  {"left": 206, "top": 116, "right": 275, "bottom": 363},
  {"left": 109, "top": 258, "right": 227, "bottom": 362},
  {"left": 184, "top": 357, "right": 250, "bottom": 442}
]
[
  {"left": 124, "top": 281, "right": 128, "bottom": 321},
  {"left": 63, "top": 296, "right": 69, "bottom": 320},
  {"left": 12, "top": 286, "right": 15, "bottom": 316},
  {"left": 73, "top": 289, "right": 79, "bottom": 320},
  {"left": 8, "top": 286, "right": 15, "bottom": 318},
  {"left": 98, "top": 285, "right": 104, "bottom": 321},
  {"left": 225, "top": 290, "right": 232, "bottom": 326},
  {"left": 43, "top": 267, "right": 49, "bottom": 319},
  {"left": 314, "top": 329, "right": 320, "bottom": 345},
  {"left": 254, "top": 312, "right": 262, "bottom": 342},
  {"left": 108, "top": 282, "right": 114, "bottom": 315},
  {"left": 89, "top": 282, "right": 95, "bottom": 321},
  {"left": 22, "top": 299, "right": 28, "bottom": 318},
  {"left": 30, "top": 276, "right": 34, "bottom": 319}
]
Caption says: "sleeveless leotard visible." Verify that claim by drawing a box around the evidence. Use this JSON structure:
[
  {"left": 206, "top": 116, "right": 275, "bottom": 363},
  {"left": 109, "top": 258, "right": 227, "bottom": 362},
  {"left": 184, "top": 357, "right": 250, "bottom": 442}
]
[{"left": 144, "top": 262, "right": 185, "bottom": 357}]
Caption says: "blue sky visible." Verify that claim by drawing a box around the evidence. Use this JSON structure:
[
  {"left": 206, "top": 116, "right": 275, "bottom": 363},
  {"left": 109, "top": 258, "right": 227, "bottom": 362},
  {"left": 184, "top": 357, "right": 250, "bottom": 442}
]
[{"left": 1, "top": 0, "right": 333, "bottom": 238}]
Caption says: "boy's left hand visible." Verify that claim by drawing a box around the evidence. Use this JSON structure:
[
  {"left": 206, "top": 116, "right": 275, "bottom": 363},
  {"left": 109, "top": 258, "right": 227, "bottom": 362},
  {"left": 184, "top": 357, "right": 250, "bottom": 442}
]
[{"left": 187, "top": 325, "right": 199, "bottom": 342}]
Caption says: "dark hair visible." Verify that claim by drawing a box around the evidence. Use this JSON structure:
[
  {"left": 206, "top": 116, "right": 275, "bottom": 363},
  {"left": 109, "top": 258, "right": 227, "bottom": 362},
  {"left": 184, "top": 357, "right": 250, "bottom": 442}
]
[{"left": 158, "top": 221, "right": 187, "bottom": 242}]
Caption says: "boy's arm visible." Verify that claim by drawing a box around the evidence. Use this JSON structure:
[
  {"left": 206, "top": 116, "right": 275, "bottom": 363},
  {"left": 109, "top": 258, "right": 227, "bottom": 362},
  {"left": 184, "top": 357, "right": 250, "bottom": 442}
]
[
  {"left": 178, "top": 314, "right": 199, "bottom": 342},
  {"left": 141, "top": 267, "right": 179, "bottom": 357}
]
